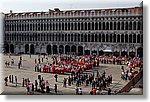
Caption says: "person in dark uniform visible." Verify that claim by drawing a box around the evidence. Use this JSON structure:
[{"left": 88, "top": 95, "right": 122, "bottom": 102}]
[
  {"left": 12, "top": 75, "right": 13, "bottom": 83},
  {"left": 108, "top": 88, "right": 111, "bottom": 95},
  {"left": 22, "top": 78, "right": 25, "bottom": 87},
  {"left": 15, "top": 76, "right": 17, "bottom": 86},
  {"left": 4, "top": 77, "right": 8, "bottom": 86},
  {"left": 9, "top": 75, "right": 11, "bottom": 83},
  {"left": 31, "top": 83, "right": 34, "bottom": 94},
  {"left": 54, "top": 74, "right": 58, "bottom": 82},
  {"left": 54, "top": 84, "right": 57, "bottom": 94}
]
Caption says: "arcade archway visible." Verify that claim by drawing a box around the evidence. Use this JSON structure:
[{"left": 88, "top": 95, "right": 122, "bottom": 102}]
[
  {"left": 137, "top": 47, "right": 143, "bottom": 58},
  {"left": 59, "top": 45, "right": 64, "bottom": 54},
  {"left": 65, "top": 45, "right": 70, "bottom": 54},
  {"left": 25, "top": 44, "right": 29, "bottom": 54},
  {"left": 113, "top": 51, "right": 120, "bottom": 57},
  {"left": 99, "top": 50, "right": 104, "bottom": 56},
  {"left": 53, "top": 45, "right": 58, "bottom": 54},
  {"left": 85, "top": 50, "right": 90, "bottom": 55},
  {"left": 10, "top": 44, "right": 14, "bottom": 53},
  {"left": 46, "top": 45, "right": 51, "bottom": 54},
  {"left": 4, "top": 43, "right": 9, "bottom": 53},
  {"left": 30, "top": 44, "right": 34, "bottom": 54},
  {"left": 78, "top": 46, "right": 83, "bottom": 55},
  {"left": 129, "top": 51, "right": 135, "bottom": 58},
  {"left": 71, "top": 45, "right": 76, "bottom": 54},
  {"left": 92, "top": 50, "right": 97, "bottom": 56},
  {"left": 121, "top": 51, "right": 128, "bottom": 57}
]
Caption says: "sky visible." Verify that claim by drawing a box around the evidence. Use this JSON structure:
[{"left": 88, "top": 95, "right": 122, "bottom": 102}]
[{"left": 0, "top": 0, "right": 143, "bottom": 13}]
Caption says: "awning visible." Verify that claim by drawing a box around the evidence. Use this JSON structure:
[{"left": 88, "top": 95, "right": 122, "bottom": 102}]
[{"left": 103, "top": 47, "right": 112, "bottom": 52}]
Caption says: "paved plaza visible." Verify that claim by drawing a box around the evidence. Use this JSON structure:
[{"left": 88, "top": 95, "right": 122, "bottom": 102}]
[{"left": 1, "top": 54, "right": 140, "bottom": 95}]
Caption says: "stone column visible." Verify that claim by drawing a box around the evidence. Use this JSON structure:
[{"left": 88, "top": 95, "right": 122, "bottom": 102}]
[
  {"left": 76, "top": 45, "right": 78, "bottom": 55},
  {"left": 63, "top": 45, "right": 65, "bottom": 54}
]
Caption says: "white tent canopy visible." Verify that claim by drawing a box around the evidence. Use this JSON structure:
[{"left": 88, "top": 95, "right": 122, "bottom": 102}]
[{"left": 103, "top": 47, "right": 112, "bottom": 52}]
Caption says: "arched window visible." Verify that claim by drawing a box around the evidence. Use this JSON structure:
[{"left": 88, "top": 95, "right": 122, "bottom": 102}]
[
  {"left": 92, "top": 22, "right": 94, "bottom": 30},
  {"left": 91, "top": 34, "right": 94, "bottom": 42},
  {"left": 102, "top": 34, "right": 105, "bottom": 42},
  {"left": 121, "top": 22, "right": 124, "bottom": 30},
  {"left": 137, "top": 34, "right": 140, "bottom": 43},
  {"left": 99, "top": 22, "right": 101, "bottom": 30},
  {"left": 99, "top": 34, "right": 101, "bottom": 42},
  {"left": 106, "top": 34, "right": 109, "bottom": 42},
  {"left": 71, "top": 34, "right": 73, "bottom": 41},
  {"left": 49, "top": 23, "right": 52, "bottom": 30},
  {"left": 75, "top": 23, "right": 77, "bottom": 30},
  {"left": 65, "top": 23, "right": 67, "bottom": 30},
  {"left": 117, "top": 34, "right": 120, "bottom": 42},
  {"left": 110, "top": 22, "right": 112, "bottom": 30},
  {"left": 88, "top": 22, "right": 91, "bottom": 30},
  {"left": 85, "top": 22, "right": 87, "bottom": 30},
  {"left": 68, "top": 34, "right": 70, "bottom": 41},
  {"left": 106, "top": 22, "right": 109, "bottom": 30},
  {"left": 81, "top": 34, "right": 83, "bottom": 42},
  {"left": 62, "top": 34, "right": 64, "bottom": 41},
  {"left": 68, "top": 23, "right": 70, "bottom": 30},
  {"left": 140, "top": 21, "right": 143, "bottom": 30},
  {"left": 125, "top": 22, "right": 128, "bottom": 30},
  {"left": 129, "top": 22, "right": 132, "bottom": 30},
  {"left": 103, "top": 22, "right": 105, "bottom": 30},
  {"left": 74, "top": 34, "right": 77, "bottom": 42},
  {"left": 95, "top": 34, "right": 98, "bottom": 42},
  {"left": 84, "top": 34, "right": 87, "bottom": 42},
  {"left": 78, "top": 34, "right": 80, "bottom": 42},
  {"left": 78, "top": 22, "right": 80, "bottom": 30},
  {"left": 117, "top": 22, "right": 120, "bottom": 30},
  {"left": 141, "top": 34, "right": 143, "bottom": 43},
  {"left": 62, "top": 23, "right": 64, "bottom": 30},
  {"left": 133, "top": 34, "right": 136, "bottom": 43},
  {"left": 88, "top": 34, "right": 90, "bottom": 42},
  {"left": 133, "top": 22, "right": 136, "bottom": 30},
  {"left": 81, "top": 22, "right": 84, "bottom": 30},
  {"left": 137, "top": 21, "right": 140, "bottom": 30},
  {"left": 110, "top": 34, "right": 112, "bottom": 42},
  {"left": 121, "top": 34, "right": 124, "bottom": 43},
  {"left": 59, "top": 23, "right": 61, "bottom": 30},
  {"left": 53, "top": 23, "right": 55, "bottom": 30},
  {"left": 65, "top": 34, "right": 67, "bottom": 41},
  {"left": 113, "top": 34, "right": 116, "bottom": 42},
  {"left": 71, "top": 23, "right": 73, "bottom": 30},
  {"left": 95, "top": 22, "right": 98, "bottom": 30},
  {"left": 125, "top": 34, "right": 128, "bottom": 43},
  {"left": 129, "top": 34, "right": 132, "bottom": 43},
  {"left": 114, "top": 22, "right": 116, "bottom": 30}
]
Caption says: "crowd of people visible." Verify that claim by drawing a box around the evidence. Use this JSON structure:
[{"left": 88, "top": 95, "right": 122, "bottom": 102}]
[
  {"left": 4, "top": 75, "right": 18, "bottom": 86},
  {"left": 5, "top": 56, "right": 22, "bottom": 69},
  {"left": 4, "top": 54, "right": 143, "bottom": 95},
  {"left": 4, "top": 74, "right": 58, "bottom": 95},
  {"left": 61, "top": 70, "right": 113, "bottom": 95}
]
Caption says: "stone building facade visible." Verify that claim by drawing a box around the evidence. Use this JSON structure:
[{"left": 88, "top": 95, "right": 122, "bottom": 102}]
[{"left": 3, "top": 6, "right": 143, "bottom": 57}]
